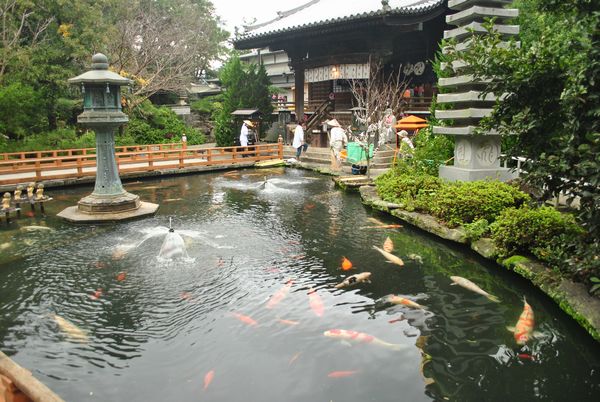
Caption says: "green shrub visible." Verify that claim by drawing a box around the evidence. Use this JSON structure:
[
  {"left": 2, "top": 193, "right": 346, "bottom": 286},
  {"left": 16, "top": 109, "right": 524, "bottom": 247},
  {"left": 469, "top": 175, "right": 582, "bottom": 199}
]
[
  {"left": 126, "top": 101, "right": 205, "bottom": 145},
  {"left": 411, "top": 126, "right": 454, "bottom": 176},
  {"left": 375, "top": 167, "right": 442, "bottom": 210},
  {"left": 418, "top": 180, "right": 530, "bottom": 227},
  {"left": 463, "top": 219, "right": 490, "bottom": 241},
  {"left": 490, "top": 206, "right": 584, "bottom": 265}
]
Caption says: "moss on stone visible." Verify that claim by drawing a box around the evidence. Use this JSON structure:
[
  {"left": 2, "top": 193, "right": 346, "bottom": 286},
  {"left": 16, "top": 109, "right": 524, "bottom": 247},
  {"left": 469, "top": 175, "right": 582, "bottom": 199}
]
[{"left": 358, "top": 188, "right": 600, "bottom": 343}]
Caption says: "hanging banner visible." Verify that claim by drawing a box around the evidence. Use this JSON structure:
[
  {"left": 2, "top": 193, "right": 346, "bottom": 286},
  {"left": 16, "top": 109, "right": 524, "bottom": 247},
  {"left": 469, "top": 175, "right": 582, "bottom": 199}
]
[{"left": 305, "top": 63, "right": 370, "bottom": 83}]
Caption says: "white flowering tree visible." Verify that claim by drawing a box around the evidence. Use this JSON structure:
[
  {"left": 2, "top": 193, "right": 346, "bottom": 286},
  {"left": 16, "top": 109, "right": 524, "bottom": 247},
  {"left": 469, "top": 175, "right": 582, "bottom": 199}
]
[{"left": 347, "top": 60, "right": 410, "bottom": 178}]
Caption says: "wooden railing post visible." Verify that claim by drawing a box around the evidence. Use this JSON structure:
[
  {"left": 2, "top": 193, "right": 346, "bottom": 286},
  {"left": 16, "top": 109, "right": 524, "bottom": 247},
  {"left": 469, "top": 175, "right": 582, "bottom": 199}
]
[
  {"left": 35, "top": 159, "right": 42, "bottom": 180},
  {"left": 148, "top": 151, "right": 154, "bottom": 171}
]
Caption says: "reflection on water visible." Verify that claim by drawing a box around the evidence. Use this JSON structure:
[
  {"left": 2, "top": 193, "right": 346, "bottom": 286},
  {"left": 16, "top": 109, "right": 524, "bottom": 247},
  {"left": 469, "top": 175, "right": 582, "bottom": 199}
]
[{"left": 0, "top": 168, "right": 599, "bottom": 402}]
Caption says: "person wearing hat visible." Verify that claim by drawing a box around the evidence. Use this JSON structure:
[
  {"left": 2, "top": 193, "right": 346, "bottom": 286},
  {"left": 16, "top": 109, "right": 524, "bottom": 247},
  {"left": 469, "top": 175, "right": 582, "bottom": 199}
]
[
  {"left": 328, "top": 119, "right": 348, "bottom": 171},
  {"left": 240, "top": 120, "right": 254, "bottom": 157},
  {"left": 397, "top": 129, "right": 414, "bottom": 151}
]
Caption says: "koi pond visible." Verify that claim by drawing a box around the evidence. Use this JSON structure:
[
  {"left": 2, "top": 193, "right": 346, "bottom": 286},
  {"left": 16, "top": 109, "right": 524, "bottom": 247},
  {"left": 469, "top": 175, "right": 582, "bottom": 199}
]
[{"left": 0, "top": 168, "right": 599, "bottom": 401}]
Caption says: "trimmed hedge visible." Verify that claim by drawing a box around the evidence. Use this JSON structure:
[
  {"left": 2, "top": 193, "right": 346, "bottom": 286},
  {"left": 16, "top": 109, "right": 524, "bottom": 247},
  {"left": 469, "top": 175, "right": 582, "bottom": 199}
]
[
  {"left": 375, "top": 168, "right": 442, "bottom": 210},
  {"left": 417, "top": 180, "right": 530, "bottom": 227},
  {"left": 490, "top": 206, "right": 584, "bottom": 265}
]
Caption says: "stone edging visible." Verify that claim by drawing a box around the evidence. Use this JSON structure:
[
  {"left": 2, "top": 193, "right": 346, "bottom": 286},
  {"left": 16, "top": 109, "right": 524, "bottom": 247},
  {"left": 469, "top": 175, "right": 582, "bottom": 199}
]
[{"left": 359, "top": 185, "right": 600, "bottom": 342}]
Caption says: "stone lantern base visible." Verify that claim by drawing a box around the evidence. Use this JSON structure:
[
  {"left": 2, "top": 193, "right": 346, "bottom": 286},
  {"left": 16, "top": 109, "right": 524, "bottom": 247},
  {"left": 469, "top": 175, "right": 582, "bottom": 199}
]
[{"left": 57, "top": 192, "right": 159, "bottom": 223}]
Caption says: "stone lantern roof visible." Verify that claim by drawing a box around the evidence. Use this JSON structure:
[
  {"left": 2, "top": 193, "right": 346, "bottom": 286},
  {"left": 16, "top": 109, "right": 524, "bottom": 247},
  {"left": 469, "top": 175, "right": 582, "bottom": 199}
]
[{"left": 68, "top": 53, "right": 133, "bottom": 86}]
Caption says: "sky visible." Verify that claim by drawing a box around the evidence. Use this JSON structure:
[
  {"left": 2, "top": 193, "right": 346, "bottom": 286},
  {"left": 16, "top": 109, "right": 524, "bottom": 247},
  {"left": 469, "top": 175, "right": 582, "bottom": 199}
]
[{"left": 212, "top": 0, "right": 306, "bottom": 37}]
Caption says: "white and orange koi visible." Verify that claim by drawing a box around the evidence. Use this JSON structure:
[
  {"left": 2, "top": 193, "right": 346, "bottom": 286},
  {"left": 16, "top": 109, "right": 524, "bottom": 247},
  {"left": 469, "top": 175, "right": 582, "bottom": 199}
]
[
  {"left": 508, "top": 297, "right": 535, "bottom": 345},
  {"left": 372, "top": 246, "right": 404, "bottom": 267},
  {"left": 323, "top": 329, "right": 405, "bottom": 351},
  {"left": 450, "top": 276, "right": 500, "bottom": 303},
  {"left": 385, "top": 295, "right": 426, "bottom": 310},
  {"left": 52, "top": 314, "right": 89, "bottom": 343},
  {"left": 335, "top": 272, "right": 371, "bottom": 289},
  {"left": 266, "top": 280, "right": 293, "bottom": 309}
]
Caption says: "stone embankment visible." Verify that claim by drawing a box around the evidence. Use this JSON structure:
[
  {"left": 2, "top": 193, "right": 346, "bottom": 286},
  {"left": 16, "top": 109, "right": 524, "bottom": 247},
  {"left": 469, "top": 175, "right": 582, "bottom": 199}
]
[{"left": 359, "top": 185, "right": 600, "bottom": 342}]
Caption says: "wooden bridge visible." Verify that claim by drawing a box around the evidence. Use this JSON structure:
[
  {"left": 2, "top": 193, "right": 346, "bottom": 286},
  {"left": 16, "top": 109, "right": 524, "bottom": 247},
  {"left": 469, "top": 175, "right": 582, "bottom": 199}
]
[{"left": 0, "top": 142, "right": 283, "bottom": 186}]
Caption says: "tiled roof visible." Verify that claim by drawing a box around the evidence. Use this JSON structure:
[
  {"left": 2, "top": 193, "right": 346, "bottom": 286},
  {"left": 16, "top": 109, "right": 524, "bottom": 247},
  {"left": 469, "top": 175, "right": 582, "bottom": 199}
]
[{"left": 236, "top": 0, "right": 446, "bottom": 43}]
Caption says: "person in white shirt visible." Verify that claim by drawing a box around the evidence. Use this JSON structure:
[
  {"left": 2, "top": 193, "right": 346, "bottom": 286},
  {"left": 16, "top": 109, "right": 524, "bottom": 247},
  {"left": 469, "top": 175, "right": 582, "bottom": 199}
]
[
  {"left": 240, "top": 120, "right": 254, "bottom": 157},
  {"left": 328, "top": 119, "right": 348, "bottom": 170},
  {"left": 397, "top": 129, "right": 415, "bottom": 152},
  {"left": 292, "top": 122, "right": 306, "bottom": 160},
  {"left": 240, "top": 120, "right": 253, "bottom": 147}
]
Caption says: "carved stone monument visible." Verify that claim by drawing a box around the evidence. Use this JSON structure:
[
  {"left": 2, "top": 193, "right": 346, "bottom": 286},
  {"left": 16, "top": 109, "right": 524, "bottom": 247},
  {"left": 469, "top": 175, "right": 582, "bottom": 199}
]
[{"left": 435, "top": 0, "right": 519, "bottom": 181}]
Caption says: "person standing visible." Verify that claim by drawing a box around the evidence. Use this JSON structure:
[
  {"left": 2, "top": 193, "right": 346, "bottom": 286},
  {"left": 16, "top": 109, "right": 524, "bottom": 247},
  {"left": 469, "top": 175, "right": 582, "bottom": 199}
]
[
  {"left": 292, "top": 122, "right": 305, "bottom": 160},
  {"left": 328, "top": 119, "right": 347, "bottom": 171},
  {"left": 240, "top": 120, "right": 253, "bottom": 157}
]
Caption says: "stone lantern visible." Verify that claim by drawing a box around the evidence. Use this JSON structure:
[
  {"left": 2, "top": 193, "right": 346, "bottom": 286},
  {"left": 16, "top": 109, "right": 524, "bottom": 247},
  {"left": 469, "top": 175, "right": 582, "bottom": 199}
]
[{"left": 58, "top": 53, "right": 159, "bottom": 222}]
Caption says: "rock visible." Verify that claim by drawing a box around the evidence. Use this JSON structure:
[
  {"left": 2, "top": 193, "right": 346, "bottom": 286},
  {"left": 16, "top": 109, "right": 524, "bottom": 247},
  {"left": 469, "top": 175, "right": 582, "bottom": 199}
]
[
  {"left": 391, "top": 209, "right": 468, "bottom": 244},
  {"left": 470, "top": 238, "right": 498, "bottom": 259}
]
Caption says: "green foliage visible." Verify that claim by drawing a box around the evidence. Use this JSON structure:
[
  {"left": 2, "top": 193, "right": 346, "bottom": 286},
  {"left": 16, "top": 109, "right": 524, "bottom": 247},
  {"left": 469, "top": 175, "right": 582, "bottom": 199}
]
[
  {"left": 455, "top": 1, "right": 599, "bottom": 278},
  {"left": 418, "top": 181, "right": 530, "bottom": 227},
  {"left": 490, "top": 206, "right": 584, "bottom": 266},
  {"left": 126, "top": 101, "right": 205, "bottom": 145},
  {"left": 411, "top": 125, "right": 454, "bottom": 176},
  {"left": 463, "top": 219, "right": 490, "bottom": 241},
  {"left": 0, "top": 82, "right": 47, "bottom": 138},
  {"left": 214, "top": 55, "right": 273, "bottom": 146},
  {"left": 375, "top": 165, "right": 442, "bottom": 210},
  {"left": 191, "top": 95, "right": 222, "bottom": 114}
]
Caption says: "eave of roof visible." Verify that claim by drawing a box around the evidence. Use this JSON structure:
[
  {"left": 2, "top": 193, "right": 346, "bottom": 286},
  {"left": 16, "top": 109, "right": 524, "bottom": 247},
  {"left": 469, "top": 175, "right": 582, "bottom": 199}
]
[{"left": 234, "top": 0, "right": 446, "bottom": 49}]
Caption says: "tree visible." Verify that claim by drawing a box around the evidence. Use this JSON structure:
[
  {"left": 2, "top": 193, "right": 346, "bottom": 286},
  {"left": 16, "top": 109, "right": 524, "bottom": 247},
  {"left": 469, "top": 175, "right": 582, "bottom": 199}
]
[
  {"left": 453, "top": 0, "right": 599, "bottom": 278},
  {"left": 108, "top": 0, "right": 228, "bottom": 109},
  {"left": 347, "top": 60, "right": 410, "bottom": 178},
  {"left": 213, "top": 55, "right": 273, "bottom": 146}
]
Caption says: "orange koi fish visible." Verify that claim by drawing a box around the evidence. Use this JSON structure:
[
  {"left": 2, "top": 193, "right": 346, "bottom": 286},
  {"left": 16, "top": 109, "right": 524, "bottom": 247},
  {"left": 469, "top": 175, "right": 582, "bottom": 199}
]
[
  {"left": 508, "top": 297, "right": 535, "bottom": 345},
  {"left": 232, "top": 313, "right": 258, "bottom": 327},
  {"left": 341, "top": 257, "right": 353, "bottom": 271},
  {"left": 327, "top": 370, "right": 359, "bottom": 378},
  {"left": 388, "top": 316, "right": 405, "bottom": 324},
  {"left": 277, "top": 318, "right": 300, "bottom": 326},
  {"left": 383, "top": 236, "right": 394, "bottom": 253},
  {"left": 90, "top": 288, "right": 103, "bottom": 300},
  {"left": 116, "top": 272, "right": 126, "bottom": 282},
  {"left": 180, "top": 291, "right": 192, "bottom": 301},
  {"left": 323, "top": 329, "right": 405, "bottom": 351},
  {"left": 518, "top": 353, "right": 535, "bottom": 361},
  {"left": 203, "top": 370, "right": 214, "bottom": 390},
  {"left": 266, "top": 280, "right": 293, "bottom": 309},
  {"left": 385, "top": 295, "right": 426, "bottom": 310},
  {"left": 308, "top": 289, "right": 324, "bottom": 317}
]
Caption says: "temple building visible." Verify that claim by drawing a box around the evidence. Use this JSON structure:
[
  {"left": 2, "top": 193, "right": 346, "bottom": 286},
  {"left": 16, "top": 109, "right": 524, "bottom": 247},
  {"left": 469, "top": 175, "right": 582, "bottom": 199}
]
[{"left": 233, "top": 0, "right": 449, "bottom": 142}]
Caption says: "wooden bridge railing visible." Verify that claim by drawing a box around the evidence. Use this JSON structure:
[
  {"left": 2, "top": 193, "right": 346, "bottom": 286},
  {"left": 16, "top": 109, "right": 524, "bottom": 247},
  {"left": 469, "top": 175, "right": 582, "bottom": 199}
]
[{"left": 0, "top": 143, "right": 284, "bottom": 186}]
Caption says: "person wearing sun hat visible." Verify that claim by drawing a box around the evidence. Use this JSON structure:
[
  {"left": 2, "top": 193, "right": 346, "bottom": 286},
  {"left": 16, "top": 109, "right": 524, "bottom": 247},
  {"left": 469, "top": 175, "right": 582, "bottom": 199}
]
[
  {"left": 328, "top": 119, "right": 348, "bottom": 170},
  {"left": 240, "top": 120, "right": 254, "bottom": 148}
]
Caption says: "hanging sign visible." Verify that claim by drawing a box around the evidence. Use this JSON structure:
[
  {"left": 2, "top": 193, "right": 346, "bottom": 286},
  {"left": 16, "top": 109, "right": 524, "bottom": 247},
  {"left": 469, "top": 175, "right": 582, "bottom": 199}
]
[{"left": 305, "top": 63, "right": 370, "bottom": 83}]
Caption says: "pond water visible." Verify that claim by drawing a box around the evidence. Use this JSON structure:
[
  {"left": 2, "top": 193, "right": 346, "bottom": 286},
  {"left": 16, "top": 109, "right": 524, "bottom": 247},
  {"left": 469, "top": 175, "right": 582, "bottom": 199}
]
[{"left": 0, "top": 168, "right": 599, "bottom": 401}]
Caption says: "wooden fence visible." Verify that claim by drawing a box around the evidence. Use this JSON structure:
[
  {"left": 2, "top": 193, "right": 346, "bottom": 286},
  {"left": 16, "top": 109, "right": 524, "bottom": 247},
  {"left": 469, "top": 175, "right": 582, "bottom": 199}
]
[{"left": 0, "top": 142, "right": 283, "bottom": 185}]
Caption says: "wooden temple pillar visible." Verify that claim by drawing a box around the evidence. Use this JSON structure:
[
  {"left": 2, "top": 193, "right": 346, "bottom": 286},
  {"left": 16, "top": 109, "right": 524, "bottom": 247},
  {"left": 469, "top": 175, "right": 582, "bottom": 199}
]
[
  {"left": 294, "top": 66, "right": 305, "bottom": 122},
  {"left": 288, "top": 49, "right": 306, "bottom": 122}
]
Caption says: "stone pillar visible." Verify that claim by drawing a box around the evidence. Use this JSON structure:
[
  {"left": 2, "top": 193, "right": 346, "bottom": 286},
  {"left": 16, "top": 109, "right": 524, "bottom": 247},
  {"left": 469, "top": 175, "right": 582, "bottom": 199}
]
[{"left": 435, "top": 0, "right": 519, "bottom": 182}]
